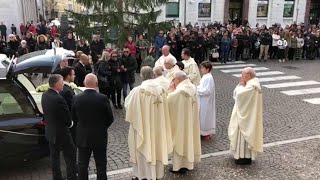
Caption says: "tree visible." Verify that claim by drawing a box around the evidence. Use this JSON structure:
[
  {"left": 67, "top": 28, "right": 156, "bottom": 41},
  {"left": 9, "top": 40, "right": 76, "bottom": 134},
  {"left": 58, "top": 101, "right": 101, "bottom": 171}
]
[{"left": 68, "top": 0, "right": 174, "bottom": 47}]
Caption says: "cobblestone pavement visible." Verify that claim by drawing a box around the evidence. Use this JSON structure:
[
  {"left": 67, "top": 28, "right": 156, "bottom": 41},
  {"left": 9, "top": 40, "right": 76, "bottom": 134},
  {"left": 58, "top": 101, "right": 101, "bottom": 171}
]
[
  {"left": 107, "top": 138, "right": 320, "bottom": 180},
  {"left": 2, "top": 59, "right": 320, "bottom": 179}
]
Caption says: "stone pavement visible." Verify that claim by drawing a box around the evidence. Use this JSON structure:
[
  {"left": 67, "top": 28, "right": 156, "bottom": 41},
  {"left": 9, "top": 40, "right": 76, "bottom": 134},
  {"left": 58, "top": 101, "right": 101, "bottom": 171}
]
[
  {"left": 107, "top": 138, "right": 320, "bottom": 180},
  {"left": 2, "top": 59, "right": 320, "bottom": 179}
]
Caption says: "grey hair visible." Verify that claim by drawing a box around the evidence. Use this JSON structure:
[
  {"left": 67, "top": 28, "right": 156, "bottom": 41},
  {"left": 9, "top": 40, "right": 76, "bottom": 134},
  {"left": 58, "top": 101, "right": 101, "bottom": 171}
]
[
  {"left": 164, "top": 56, "right": 175, "bottom": 66},
  {"left": 174, "top": 71, "right": 188, "bottom": 81},
  {"left": 48, "top": 74, "right": 63, "bottom": 88},
  {"left": 140, "top": 66, "right": 154, "bottom": 80},
  {"left": 153, "top": 66, "right": 163, "bottom": 77},
  {"left": 243, "top": 67, "right": 256, "bottom": 77}
]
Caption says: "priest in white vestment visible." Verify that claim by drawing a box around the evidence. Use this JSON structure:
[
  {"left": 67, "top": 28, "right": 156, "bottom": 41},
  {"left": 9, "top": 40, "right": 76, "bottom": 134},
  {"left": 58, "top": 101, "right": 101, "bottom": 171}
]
[
  {"left": 163, "top": 56, "right": 180, "bottom": 82},
  {"left": 167, "top": 71, "right": 201, "bottom": 174},
  {"left": 125, "top": 66, "right": 173, "bottom": 180},
  {"left": 181, "top": 48, "right": 201, "bottom": 86},
  {"left": 197, "top": 61, "right": 216, "bottom": 140},
  {"left": 154, "top": 45, "right": 177, "bottom": 72},
  {"left": 153, "top": 66, "right": 170, "bottom": 92},
  {"left": 228, "top": 67, "right": 263, "bottom": 165}
]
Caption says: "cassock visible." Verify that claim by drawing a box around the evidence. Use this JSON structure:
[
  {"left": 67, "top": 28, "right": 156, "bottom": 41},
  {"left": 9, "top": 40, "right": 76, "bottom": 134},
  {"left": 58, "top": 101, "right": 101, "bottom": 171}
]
[
  {"left": 153, "top": 76, "right": 170, "bottom": 92},
  {"left": 125, "top": 80, "right": 173, "bottom": 180},
  {"left": 167, "top": 79, "right": 201, "bottom": 171},
  {"left": 154, "top": 53, "right": 177, "bottom": 71},
  {"left": 182, "top": 57, "right": 201, "bottom": 86},
  {"left": 197, "top": 73, "right": 216, "bottom": 136},
  {"left": 165, "top": 65, "right": 180, "bottom": 82},
  {"left": 228, "top": 77, "right": 263, "bottom": 160}
]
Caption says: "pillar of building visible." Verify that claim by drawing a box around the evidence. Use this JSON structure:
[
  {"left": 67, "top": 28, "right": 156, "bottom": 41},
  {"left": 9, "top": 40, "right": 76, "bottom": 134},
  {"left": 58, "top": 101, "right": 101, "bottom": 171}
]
[
  {"left": 305, "top": 0, "right": 311, "bottom": 24},
  {"left": 223, "top": 0, "right": 229, "bottom": 23}
]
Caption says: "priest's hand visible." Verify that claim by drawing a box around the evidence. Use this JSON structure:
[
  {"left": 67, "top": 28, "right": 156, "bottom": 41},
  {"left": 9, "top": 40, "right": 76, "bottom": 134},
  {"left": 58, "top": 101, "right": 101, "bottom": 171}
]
[
  {"left": 169, "top": 81, "right": 176, "bottom": 91},
  {"left": 239, "top": 77, "right": 246, "bottom": 86}
]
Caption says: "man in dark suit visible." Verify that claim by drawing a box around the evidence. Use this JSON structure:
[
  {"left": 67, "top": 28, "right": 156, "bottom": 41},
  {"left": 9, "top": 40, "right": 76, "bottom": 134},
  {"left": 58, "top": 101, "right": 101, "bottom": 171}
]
[
  {"left": 41, "top": 74, "right": 77, "bottom": 180},
  {"left": 53, "top": 59, "right": 68, "bottom": 74},
  {"left": 74, "top": 54, "right": 91, "bottom": 87},
  {"left": 59, "top": 66, "right": 76, "bottom": 142},
  {"left": 72, "top": 73, "right": 114, "bottom": 180}
]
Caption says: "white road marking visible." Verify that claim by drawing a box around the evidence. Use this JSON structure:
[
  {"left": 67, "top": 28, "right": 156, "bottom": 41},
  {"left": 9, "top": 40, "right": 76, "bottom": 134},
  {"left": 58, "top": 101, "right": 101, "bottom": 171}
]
[
  {"left": 263, "top": 81, "right": 320, "bottom": 89},
  {"left": 93, "top": 134, "right": 320, "bottom": 177},
  {"left": 214, "top": 64, "right": 257, "bottom": 69},
  {"left": 303, "top": 98, "right": 320, "bottom": 104},
  {"left": 213, "top": 61, "right": 245, "bottom": 65},
  {"left": 258, "top": 76, "right": 301, "bottom": 82},
  {"left": 233, "top": 71, "right": 285, "bottom": 78},
  {"left": 221, "top": 67, "right": 270, "bottom": 73},
  {"left": 281, "top": 88, "right": 320, "bottom": 96}
]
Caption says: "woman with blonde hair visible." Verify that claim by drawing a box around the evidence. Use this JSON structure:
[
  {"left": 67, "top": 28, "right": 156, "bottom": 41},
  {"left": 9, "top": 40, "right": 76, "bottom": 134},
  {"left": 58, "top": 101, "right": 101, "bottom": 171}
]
[
  {"left": 99, "top": 51, "right": 111, "bottom": 61},
  {"left": 97, "top": 51, "right": 112, "bottom": 97},
  {"left": 7, "top": 34, "right": 19, "bottom": 57}
]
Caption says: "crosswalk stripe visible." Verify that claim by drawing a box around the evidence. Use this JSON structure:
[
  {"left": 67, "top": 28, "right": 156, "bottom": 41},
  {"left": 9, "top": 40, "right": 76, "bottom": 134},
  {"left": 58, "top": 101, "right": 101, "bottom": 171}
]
[
  {"left": 213, "top": 61, "right": 245, "bottom": 65},
  {"left": 214, "top": 64, "right": 257, "bottom": 69},
  {"left": 258, "top": 76, "right": 301, "bottom": 82},
  {"left": 221, "top": 67, "right": 270, "bottom": 73},
  {"left": 303, "top": 98, "right": 320, "bottom": 104},
  {"left": 263, "top": 81, "right": 320, "bottom": 89},
  {"left": 232, "top": 71, "right": 284, "bottom": 78},
  {"left": 281, "top": 88, "right": 320, "bottom": 96}
]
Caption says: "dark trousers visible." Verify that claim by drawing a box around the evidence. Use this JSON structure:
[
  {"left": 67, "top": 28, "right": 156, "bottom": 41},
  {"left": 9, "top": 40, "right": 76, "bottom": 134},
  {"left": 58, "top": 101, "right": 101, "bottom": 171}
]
[
  {"left": 270, "top": 46, "right": 278, "bottom": 59},
  {"left": 49, "top": 134, "right": 77, "bottom": 180},
  {"left": 136, "top": 56, "right": 142, "bottom": 73},
  {"left": 99, "top": 87, "right": 112, "bottom": 98},
  {"left": 78, "top": 146, "right": 107, "bottom": 180},
  {"left": 122, "top": 83, "right": 134, "bottom": 100},
  {"left": 221, "top": 50, "right": 229, "bottom": 63},
  {"left": 111, "top": 87, "right": 122, "bottom": 105}
]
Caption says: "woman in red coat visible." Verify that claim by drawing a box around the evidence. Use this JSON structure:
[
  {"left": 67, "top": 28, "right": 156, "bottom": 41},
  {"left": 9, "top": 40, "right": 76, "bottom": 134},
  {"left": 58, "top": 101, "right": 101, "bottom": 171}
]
[{"left": 124, "top": 36, "right": 137, "bottom": 58}]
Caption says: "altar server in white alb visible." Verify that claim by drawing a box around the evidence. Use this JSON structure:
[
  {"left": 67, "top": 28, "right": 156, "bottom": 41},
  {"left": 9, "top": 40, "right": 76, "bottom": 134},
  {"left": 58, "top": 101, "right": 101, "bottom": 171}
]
[
  {"left": 197, "top": 61, "right": 216, "bottom": 141},
  {"left": 228, "top": 67, "right": 263, "bottom": 165},
  {"left": 181, "top": 48, "right": 201, "bottom": 86}
]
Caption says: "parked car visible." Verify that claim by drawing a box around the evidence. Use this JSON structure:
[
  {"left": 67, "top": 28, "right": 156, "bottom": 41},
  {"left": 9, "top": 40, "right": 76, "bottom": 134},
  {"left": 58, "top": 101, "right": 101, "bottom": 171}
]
[{"left": 0, "top": 48, "right": 74, "bottom": 165}]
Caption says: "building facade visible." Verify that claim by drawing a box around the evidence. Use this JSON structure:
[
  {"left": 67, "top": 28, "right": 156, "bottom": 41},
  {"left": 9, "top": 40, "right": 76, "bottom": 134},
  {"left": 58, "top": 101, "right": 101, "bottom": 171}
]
[
  {"left": 45, "top": 0, "right": 84, "bottom": 20},
  {"left": 156, "top": 0, "right": 320, "bottom": 27},
  {"left": 0, "top": 0, "right": 44, "bottom": 35}
]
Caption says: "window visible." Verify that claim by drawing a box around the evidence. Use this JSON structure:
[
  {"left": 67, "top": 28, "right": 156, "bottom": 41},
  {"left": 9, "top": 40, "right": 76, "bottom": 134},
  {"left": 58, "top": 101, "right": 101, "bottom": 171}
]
[
  {"left": 257, "top": 0, "right": 269, "bottom": 17},
  {"left": 166, "top": 1, "right": 179, "bottom": 18},
  {"left": 283, "top": 0, "right": 295, "bottom": 17},
  {"left": 68, "top": 4, "right": 73, "bottom": 11},
  {"left": 198, "top": 3, "right": 211, "bottom": 17},
  {"left": 0, "top": 81, "right": 33, "bottom": 116}
]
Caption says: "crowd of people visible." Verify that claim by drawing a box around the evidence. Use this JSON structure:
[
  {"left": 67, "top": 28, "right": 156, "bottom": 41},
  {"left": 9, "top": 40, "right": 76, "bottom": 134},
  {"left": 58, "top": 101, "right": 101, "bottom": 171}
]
[{"left": 154, "top": 21, "right": 320, "bottom": 64}]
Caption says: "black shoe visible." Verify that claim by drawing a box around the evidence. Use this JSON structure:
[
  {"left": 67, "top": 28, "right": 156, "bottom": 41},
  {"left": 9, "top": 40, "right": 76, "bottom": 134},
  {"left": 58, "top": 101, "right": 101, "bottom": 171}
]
[
  {"left": 169, "top": 167, "right": 188, "bottom": 174},
  {"left": 117, "top": 104, "right": 123, "bottom": 109},
  {"left": 235, "top": 158, "right": 252, "bottom": 165}
]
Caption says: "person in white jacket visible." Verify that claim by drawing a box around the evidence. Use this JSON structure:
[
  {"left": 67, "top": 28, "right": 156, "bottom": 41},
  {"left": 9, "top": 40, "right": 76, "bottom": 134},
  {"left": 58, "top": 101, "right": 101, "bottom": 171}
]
[
  {"left": 296, "top": 34, "right": 305, "bottom": 60},
  {"left": 271, "top": 31, "right": 280, "bottom": 59},
  {"left": 277, "top": 35, "right": 288, "bottom": 62}
]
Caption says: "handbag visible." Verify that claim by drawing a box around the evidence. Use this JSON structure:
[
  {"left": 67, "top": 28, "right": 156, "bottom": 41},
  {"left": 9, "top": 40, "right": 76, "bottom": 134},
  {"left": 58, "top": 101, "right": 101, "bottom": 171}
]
[{"left": 211, "top": 48, "right": 219, "bottom": 58}]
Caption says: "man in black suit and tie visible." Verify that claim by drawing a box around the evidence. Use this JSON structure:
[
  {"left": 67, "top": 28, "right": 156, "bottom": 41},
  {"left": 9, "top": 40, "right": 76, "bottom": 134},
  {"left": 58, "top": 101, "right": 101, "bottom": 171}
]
[
  {"left": 59, "top": 66, "right": 76, "bottom": 142},
  {"left": 72, "top": 73, "right": 114, "bottom": 180},
  {"left": 74, "top": 54, "right": 92, "bottom": 87},
  {"left": 41, "top": 74, "right": 77, "bottom": 180}
]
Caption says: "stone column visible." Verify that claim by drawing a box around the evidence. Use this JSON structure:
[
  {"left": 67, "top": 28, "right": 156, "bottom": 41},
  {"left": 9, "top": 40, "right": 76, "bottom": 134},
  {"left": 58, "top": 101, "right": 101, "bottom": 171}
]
[
  {"left": 305, "top": 0, "right": 311, "bottom": 24},
  {"left": 242, "top": 0, "right": 249, "bottom": 24},
  {"left": 224, "top": 0, "right": 229, "bottom": 23}
]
